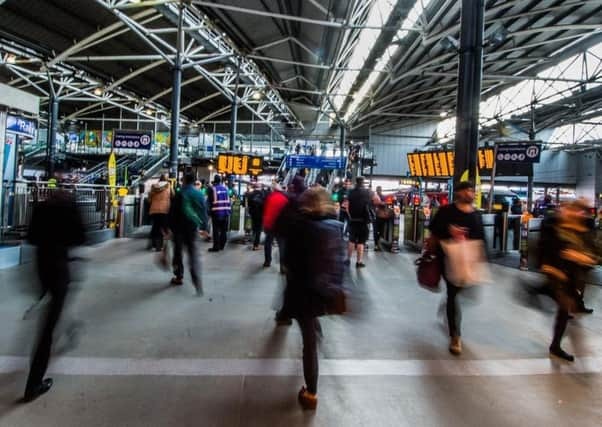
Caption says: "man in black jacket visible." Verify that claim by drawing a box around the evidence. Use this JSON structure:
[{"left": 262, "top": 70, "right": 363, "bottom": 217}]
[{"left": 24, "top": 186, "right": 85, "bottom": 402}]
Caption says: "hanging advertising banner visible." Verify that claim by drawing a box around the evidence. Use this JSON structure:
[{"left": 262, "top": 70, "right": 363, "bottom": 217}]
[
  {"left": 3, "top": 133, "right": 17, "bottom": 181},
  {"left": 108, "top": 151, "right": 117, "bottom": 197},
  {"left": 217, "top": 153, "right": 263, "bottom": 176},
  {"left": 85, "top": 130, "right": 102, "bottom": 147},
  {"left": 112, "top": 129, "right": 153, "bottom": 150},
  {"left": 285, "top": 155, "right": 346, "bottom": 169},
  {"left": 102, "top": 131, "right": 113, "bottom": 148},
  {"left": 155, "top": 132, "right": 170, "bottom": 146},
  {"left": 495, "top": 144, "right": 541, "bottom": 163},
  {"left": 6, "top": 115, "right": 36, "bottom": 138}
]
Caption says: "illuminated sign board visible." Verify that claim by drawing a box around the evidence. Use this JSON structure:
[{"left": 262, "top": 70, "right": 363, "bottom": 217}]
[
  {"left": 217, "top": 153, "right": 263, "bottom": 176},
  {"left": 407, "top": 148, "right": 495, "bottom": 177}
]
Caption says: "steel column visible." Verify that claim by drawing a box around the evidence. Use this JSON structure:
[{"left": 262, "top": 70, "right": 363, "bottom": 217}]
[
  {"left": 230, "top": 57, "right": 241, "bottom": 151},
  {"left": 340, "top": 125, "right": 346, "bottom": 176},
  {"left": 0, "top": 109, "right": 7, "bottom": 239},
  {"left": 452, "top": 0, "right": 485, "bottom": 187},
  {"left": 169, "top": 3, "right": 184, "bottom": 179},
  {"left": 47, "top": 96, "right": 59, "bottom": 178}
]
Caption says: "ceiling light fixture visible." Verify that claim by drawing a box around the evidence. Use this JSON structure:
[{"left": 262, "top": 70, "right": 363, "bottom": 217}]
[
  {"left": 5, "top": 53, "right": 17, "bottom": 64},
  {"left": 93, "top": 87, "right": 103, "bottom": 96}
]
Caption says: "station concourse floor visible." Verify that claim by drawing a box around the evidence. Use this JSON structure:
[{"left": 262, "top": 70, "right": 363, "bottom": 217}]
[{"left": 0, "top": 237, "right": 601, "bottom": 427}]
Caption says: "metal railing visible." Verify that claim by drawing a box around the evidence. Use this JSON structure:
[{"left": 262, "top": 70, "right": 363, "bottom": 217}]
[{"left": 1, "top": 181, "right": 116, "bottom": 242}]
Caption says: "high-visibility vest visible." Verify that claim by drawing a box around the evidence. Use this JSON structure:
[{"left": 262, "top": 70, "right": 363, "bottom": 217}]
[{"left": 211, "top": 184, "right": 231, "bottom": 218}]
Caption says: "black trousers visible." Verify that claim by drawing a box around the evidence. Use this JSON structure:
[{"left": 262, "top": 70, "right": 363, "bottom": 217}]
[
  {"left": 264, "top": 234, "right": 285, "bottom": 265},
  {"left": 26, "top": 267, "right": 68, "bottom": 393},
  {"left": 251, "top": 218, "right": 262, "bottom": 247},
  {"left": 150, "top": 213, "right": 169, "bottom": 250},
  {"left": 445, "top": 280, "right": 462, "bottom": 337},
  {"left": 297, "top": 316, "right": 319, "bottom": 394},
  {"left": 211, "top": 217, "right": 229, "bottom": 250},
  {"left": 373, "top": 217, "right": 385, "bottom": 245},
  {"left": 172, "top": 231, "right": 201, "bottom": 287}
]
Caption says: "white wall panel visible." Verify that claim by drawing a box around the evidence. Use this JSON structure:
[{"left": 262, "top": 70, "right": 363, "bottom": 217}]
[{"left": 369, "top": 123, "right": 437, "bottom": 176}]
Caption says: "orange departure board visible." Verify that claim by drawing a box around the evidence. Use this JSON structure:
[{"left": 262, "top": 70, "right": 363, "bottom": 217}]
[{"left": 406, "top": 148, "right": 494, "bottom": 177}]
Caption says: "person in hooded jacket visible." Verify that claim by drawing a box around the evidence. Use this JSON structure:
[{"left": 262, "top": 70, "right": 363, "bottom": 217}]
[
  {"left": 283, "top": 187, "right": 344, "bottom": 410},
  {"left": 148, "top": 174, "right": 172, "bottom": 251}
]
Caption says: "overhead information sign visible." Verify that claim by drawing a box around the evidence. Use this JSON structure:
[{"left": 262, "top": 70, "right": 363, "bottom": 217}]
[
  {"left": 496, "top": 144, "right": 541, "bottom": 163},
  {"left": 285, "top": 155, "right": 346, "bottom": 169},
  {"left": 112, "top": 129, "right": 153, "bottom": 150},
  {"left": 217, "top": 153, "right": 263, "bottom": 176},
  {"left": 407, "top": 148, "right": 494, "bottom": 177}
]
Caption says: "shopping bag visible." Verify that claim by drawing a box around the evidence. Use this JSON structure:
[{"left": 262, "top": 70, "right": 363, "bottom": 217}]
[
  {"left": 415, "top": 252, "right": 442, "bottom": 292},
  {"left": 440, "top": 239, "right": 491, "bottom": 287}
]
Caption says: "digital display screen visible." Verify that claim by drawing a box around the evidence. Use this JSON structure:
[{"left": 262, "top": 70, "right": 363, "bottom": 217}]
[{"left": 406, "top": 148, "right": 494, "bottom": 177}]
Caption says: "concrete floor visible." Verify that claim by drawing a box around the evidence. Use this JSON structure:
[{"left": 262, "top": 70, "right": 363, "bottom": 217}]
[{"left": 0, "top": 237, "right": 601, "bottom": 426}]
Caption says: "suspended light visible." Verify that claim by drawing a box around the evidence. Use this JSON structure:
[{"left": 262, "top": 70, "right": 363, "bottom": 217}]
[
  {"left": 145, "top": 108, "right": 154, "bottom": 115},
  {"left": 252, "top": 90, "right": 263, "bottom": 100},
  {"left": 93, "top": 87, "right": 103, "bottom": 96},
  {"left": 5, "top": 53, "right": 17, "bottom": 64},
  {"left": 439, "top": 111, "right": 448, "bottom": 118}
]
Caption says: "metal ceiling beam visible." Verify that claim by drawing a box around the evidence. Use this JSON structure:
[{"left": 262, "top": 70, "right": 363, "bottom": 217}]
[
  {"left": 180, "top": 91, "right": 221, "bottom": 112},
  {"left": 46, "top": 8, "right": 159, "bottom": 67},
  {"left": 420, "top": 71, "right": 602, "bottom": 84},
  {"left": 94, "top": 0, "right": 301, "bottom": 137}
]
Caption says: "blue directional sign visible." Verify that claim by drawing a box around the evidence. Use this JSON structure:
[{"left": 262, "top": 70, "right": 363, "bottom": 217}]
[
  {"left": 286, "top": 155, "right": 346, "bottom": 169},
  {"left": 112, "top": 129, "right": 153, "bottom": 150},
  {"left": 6, "top": 115, "right": 36, "bottom": 138}
]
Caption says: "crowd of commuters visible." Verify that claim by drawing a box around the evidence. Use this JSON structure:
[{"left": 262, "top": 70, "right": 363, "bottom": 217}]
[{"left": 21, "top": 171, "right": 600, "bottom": 411}]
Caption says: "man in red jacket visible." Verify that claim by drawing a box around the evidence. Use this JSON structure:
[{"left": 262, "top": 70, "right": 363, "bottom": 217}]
[{"left": 262, "top": 182, "right": 289, "bottom": 269}]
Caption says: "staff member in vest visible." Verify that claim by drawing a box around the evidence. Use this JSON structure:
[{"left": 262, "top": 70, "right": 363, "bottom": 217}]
[{"left": 207, "top": 175, "right": 232, "bottom": 252}]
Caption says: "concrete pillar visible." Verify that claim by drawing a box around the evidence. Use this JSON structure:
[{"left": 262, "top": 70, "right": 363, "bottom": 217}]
[{"left": 453, "top": 0, "right": 485, "bottom": 187}]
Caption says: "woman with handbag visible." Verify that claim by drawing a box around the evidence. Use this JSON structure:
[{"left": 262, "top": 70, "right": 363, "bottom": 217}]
[{"left": 428, "top": 181, "right": 486, "bottom": 356}]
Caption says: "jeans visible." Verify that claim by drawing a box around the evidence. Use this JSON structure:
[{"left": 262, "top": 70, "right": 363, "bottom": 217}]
[
  {"left": 297, "top": 316, "right": 319, "bottom": 394},
  {"left": 445, "top": 280, "right": 462, "bottom": 337},
  {"left": 211, "top": 217, "right": 229, "bottom": 250},
  {"left": 264, "top": 234, "right": 285, "bottom": 266},
  {"left": 373, "top": 217, "right": 385, "bottom": 245},
  {"left": 172, "top": 231, "right": 202, "bottom": 289}
]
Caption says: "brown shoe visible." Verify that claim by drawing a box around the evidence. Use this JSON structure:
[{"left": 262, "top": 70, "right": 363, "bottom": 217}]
[
  {"left": 298, "top": 386, "right": 318, "bottom": 410},
  {"left": 170, "top": 277, "right": 183, "bottom": 286},
  {"left": 449, "top": 336, "right": 462, "bottom": 355}
]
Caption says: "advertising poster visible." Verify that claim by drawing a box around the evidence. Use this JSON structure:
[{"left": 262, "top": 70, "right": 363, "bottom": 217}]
[
  {"left": 102, "top": 130, "right": 113, "bottom": 148},
  {"left": 155, "top": 132, "right": 170, "bottom": 146},
  {"left": 85, "top": 130, "right": 102, "bottom": 147}
]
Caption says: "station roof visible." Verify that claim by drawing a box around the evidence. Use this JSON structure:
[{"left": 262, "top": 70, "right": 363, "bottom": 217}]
[{"left": 0, "top": 0, "right": 601, "bottom": 144}]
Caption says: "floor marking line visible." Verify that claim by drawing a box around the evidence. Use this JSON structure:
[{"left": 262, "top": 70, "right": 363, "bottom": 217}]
[{"left": 1, "top": 356, "right": 601, "bottom": 377}]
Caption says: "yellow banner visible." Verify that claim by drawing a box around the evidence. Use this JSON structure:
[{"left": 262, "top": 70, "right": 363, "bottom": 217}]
[{"left": 108, "top": 151, "right": 116, "bottom": 198}]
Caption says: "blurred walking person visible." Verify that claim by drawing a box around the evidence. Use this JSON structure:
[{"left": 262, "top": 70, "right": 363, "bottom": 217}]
[
  {"left": 149, "top": 174, "right": 171, "bottom": 251},
  {"left": 262, "top": 182, "right": 288, "bottom": 269},
  {"left": 24, "top": 186, "right": 85, "bottom": 402},
  {"left": 247, "top": 183, "right": 266, "bottom": 250},
  {"left": 169, "top": 172, "right": 209, "bottom": 296},
  {"left": 539, "top": 200, "right": 598, "bottom": 361},
  {"left": 282, "top": 187, "right": 346, "bottom": 410},
  {"left": 428, "top": 181, "right": 485, "bottom": 355},
  {"left": 207, "top": 175, "right": 231, "bottom": 252},
  {"left": 346, "top": 176, "right": 374, "bottom": 267}
]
